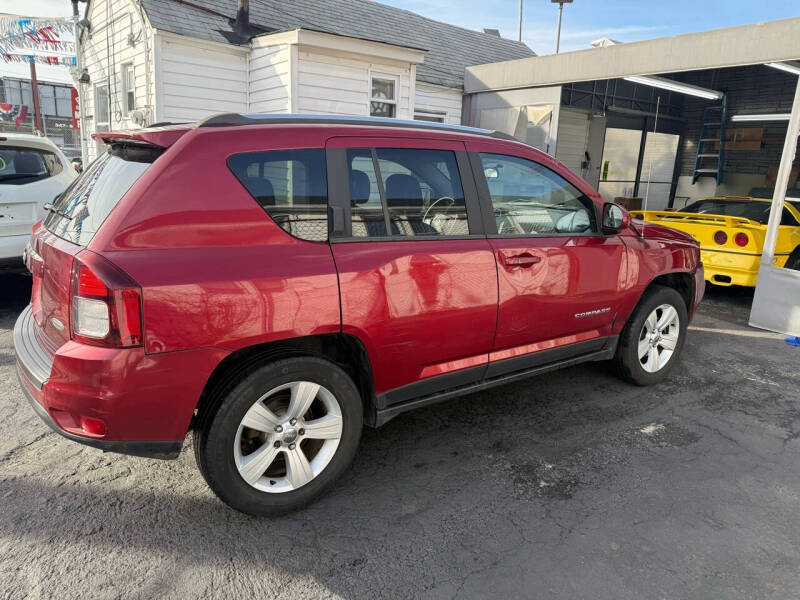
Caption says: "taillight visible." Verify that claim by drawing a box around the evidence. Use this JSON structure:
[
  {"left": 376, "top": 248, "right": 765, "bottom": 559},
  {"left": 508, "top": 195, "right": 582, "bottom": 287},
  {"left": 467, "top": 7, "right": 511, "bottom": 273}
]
[
  {"left": 734, "top": 232, "right": 749, "bottom": 247},
  {"left": 69, "top": 252, "right": 143, "bottom": 347},
  {"left": 713, "top": 231, "right": 728, "bottom": 245}
]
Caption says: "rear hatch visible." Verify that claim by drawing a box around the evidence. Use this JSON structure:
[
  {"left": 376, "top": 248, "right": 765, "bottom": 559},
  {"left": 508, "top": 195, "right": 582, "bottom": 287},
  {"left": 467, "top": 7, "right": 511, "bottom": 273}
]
[
  {"left": 28, "top": 131, "right": 182, "bottom": 353},
  {"left": 0, "top": 142, "right": 67, "bottom": 239}
]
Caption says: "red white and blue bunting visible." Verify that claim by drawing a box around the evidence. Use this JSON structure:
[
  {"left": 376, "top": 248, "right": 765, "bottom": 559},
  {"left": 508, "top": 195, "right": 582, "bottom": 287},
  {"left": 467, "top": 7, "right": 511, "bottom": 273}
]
[
  {"left": 0, "top": 103, "right": 29, "bottom": 128},
  {"left": 0, "top": 15, "right": 75, "bottom": 62}
]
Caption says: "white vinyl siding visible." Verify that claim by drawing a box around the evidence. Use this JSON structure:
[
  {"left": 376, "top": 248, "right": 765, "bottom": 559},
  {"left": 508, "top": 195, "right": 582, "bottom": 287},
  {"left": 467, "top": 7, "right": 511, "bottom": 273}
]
[
  {"left": 157, "top": 36, "right": 248, "bottom": 123},
  {"left": 555, "top": 108, "right": 590, "bottom": 174},
  {"left": 248, "top": 44, "right": 291, "bottom": 113},
  {"left": 81, "top": 0, "right": 152, "bottom": 159},
  {"left": 414, "top": 82, "right": 462, "bottom": 125},
  {"left": 295, "top": 47, "right": 412, "bottom": 118}
]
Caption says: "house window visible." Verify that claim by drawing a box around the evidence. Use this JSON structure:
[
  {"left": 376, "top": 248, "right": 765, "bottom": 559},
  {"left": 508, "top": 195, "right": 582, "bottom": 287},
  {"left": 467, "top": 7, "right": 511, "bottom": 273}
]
[
  {"left": 414, "top": 110, "right": 446, "bottom": 123},
  {"left": 55, "top": 86, "right": 72, "bottom": 117},
  {"left": 370, "top": 75, "right": 397, "bottom": 118},
  {"left": 122, "top": 63, "right": 135, "bottom": 113},
  {"left": 38, "top": 84, "right": 56, "bottom": 115},
  {"left": 95, "top": 84, "right": 109, "bottom": 124}
]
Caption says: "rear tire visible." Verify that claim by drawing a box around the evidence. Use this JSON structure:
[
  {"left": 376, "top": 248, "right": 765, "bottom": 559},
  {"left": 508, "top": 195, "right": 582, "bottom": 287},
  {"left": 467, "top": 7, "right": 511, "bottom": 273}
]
[
  {"left": 786, "top": 247, "right": 800, "bottom": 271},
  {"left": 613, "top": 285, "right": 688, "bottom": 386},
  {"left": 195, "top": 356, "right": 363, "bottom": 516}
]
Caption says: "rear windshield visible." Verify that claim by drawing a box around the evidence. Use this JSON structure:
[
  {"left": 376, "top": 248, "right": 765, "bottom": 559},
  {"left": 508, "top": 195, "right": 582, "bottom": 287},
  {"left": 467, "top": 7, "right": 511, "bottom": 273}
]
[
  {"left": 682, "top": 199, "right": 797, "bottom": 225},
  {"left": 43, "top": 149, "right": 152, "bottom": 245},
  {"left": 0, "top": 145, "right": 63, "bottom": 185}
]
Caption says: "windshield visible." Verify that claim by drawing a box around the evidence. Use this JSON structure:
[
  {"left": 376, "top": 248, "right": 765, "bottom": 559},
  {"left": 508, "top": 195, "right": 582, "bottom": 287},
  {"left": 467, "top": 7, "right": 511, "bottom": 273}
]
[
  {"left": 0, "top": 145, "right": 62, "bottom": 185},
  {"left": 43, "top": 150, "right": 152, "bottom": 245}
]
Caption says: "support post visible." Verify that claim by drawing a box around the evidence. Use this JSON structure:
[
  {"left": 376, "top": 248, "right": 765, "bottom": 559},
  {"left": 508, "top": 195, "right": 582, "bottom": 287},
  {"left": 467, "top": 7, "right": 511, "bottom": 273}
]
[{"left": 761, "top": 77, "right": 800, "bottom": 268}]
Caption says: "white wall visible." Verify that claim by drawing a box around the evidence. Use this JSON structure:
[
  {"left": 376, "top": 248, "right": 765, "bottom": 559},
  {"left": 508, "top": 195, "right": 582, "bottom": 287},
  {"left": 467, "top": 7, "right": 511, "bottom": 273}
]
[
  {"left": 81, "top": 0, "right": 153, "bottom": 159},
  {"left": 156, "top": 34, "right": 248, "bottom": 123},
  {"left": 414, "top": 82, "right": 462, "bottom": 124},
  {"left": 295, "top": 46, "right": 413, "bottom": 118},
  {"left": 248, "top": 44, "right": 291, "bottom": 113},
  {"left": 555, "top": 108, "right": 590, "bottom": 174}
]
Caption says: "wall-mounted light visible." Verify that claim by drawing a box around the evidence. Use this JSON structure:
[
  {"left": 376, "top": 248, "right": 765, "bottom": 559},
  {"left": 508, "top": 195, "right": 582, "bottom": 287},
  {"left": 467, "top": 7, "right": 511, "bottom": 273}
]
[
  {"left": 623, "top": 75, "right": 723, "bottom": 100},
  {"left": 766, "top": 62, "right": 800, "bottom": 76},
  {"left": 731, "top": 113, "right": 791, "bottom": 122}
]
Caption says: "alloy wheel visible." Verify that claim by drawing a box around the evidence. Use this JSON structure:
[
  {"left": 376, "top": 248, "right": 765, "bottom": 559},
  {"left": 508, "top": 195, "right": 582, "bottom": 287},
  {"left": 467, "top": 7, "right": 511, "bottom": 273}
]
[
  {"left": 233, "top": 381, "right": 343, "bottom": 493},
  {"left": 638, "top": 303, "right": 680, "bottom": 373}
]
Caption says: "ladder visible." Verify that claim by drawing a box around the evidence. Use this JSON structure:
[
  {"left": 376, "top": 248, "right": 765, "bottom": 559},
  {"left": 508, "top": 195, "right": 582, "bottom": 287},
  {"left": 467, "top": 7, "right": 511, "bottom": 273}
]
[{"left": 692, "top": 93, "right": 727, "bottom": 186}]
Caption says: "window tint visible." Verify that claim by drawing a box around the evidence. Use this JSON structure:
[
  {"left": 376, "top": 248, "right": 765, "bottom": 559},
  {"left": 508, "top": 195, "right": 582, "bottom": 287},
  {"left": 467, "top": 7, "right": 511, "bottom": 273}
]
[
  {"left": 347, "top": 148, "right": 470, "bottom": 238},
  {"left": 479, "top": 153, "right": 596, "bottom": 236},
  {"left": 0, "top": 146, "right": 61, "bottom": 185},
  {"left": 43, "top": 150, "right": 152, "bottom": 245},
  {"left": 228, "top": 149, "right": 328, "bottom": 242}
]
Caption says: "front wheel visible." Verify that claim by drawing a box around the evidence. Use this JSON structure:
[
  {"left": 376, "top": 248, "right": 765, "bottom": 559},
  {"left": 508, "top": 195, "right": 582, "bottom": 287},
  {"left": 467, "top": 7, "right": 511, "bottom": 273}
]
[
  {"left": 613, "top": 285, "right": 688, "bottom": 386},
  {"left": 195, "top": 357, "right": 363, "bottom": 516}
]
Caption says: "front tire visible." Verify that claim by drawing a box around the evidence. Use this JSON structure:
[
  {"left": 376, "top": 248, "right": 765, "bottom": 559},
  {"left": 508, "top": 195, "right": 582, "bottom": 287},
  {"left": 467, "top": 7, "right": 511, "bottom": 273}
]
[
  {"left": 195, "top": 357, "right": 363, "bottom": 516},
  {"left": 613, "top": 285, "right": 688, "bottom": 386}
]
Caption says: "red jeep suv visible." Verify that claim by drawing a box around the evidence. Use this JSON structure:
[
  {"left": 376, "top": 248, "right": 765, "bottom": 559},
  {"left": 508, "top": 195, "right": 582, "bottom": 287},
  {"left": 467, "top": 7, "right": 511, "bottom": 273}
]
[{"left": 14, "top": 114, "right": 704, "bottom": 515}]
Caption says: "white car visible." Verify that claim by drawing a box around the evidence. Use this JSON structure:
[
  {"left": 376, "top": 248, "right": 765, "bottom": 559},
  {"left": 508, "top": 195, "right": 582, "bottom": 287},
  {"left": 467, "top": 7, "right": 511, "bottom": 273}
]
[{"left": 0, "top": 134, "right": 77, "bottom": 266}]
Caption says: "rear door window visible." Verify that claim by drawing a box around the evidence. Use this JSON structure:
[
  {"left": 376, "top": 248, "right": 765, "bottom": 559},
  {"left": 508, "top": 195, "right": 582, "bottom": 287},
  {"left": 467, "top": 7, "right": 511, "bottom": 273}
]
[
  {"left": 44, "top": 149, "right": 153, "bottom": 245},
  {"left": 227, "top": 149, "right": 328, "bottom": 242},
  {"left": 0, "top": 146, "right": 62, "bottom": 185},
  {"left": 347, "top": 147, "right": 470, "bottom": 238}
]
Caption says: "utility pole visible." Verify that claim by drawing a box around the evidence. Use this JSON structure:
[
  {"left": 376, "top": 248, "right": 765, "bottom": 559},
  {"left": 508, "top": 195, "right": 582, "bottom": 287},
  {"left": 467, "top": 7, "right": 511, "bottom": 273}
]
[
  {"left": 552, "top": 0, "right": 573, "bottom": 54},
  {"left": 518, "top": 0, "right": 523, "bottom": 42},
  {"left": 72, "top": 0, "right": 88, "bottom": 164},
  {"left": 29, "top": 61, "right": 44, "bottom": 134}
]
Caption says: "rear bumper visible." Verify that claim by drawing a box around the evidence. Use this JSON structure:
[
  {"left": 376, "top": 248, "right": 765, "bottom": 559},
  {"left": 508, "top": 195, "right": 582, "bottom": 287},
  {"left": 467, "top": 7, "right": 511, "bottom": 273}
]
[
  {"left": 699, "top": 249, "right": 767, "bottom": 287},
  {"left": 13, "top": 305, "right": 226, "bottom": 460},
  {"left": 692, "top": 263, "right": 705, "bottom": 316},
  {"left": 0, "top": 234, "right": 28, "bottom": 261}
]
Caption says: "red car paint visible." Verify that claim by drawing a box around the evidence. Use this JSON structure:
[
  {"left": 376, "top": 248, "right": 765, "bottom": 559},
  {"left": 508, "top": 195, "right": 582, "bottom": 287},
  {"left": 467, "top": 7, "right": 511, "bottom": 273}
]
[{"left": 15, "top": 118, "right": 703, "bottom": 454}]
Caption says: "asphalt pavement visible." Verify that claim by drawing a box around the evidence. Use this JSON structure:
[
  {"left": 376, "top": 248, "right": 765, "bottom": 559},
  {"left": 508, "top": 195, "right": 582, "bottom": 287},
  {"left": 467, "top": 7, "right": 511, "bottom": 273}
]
[{"left": 2, "top": 274, "right": 800, "bottom": 599}]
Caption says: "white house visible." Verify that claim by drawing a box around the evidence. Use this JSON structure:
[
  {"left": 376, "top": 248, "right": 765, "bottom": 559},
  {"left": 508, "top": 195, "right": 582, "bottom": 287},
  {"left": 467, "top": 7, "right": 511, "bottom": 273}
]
[{"left": 78, "top": 0, "right": 533, "bottom": 159}]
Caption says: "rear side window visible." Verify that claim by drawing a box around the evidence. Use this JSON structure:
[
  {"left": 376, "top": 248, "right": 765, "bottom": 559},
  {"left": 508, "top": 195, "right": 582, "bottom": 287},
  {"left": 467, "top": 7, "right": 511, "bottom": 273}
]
[
  {"left": 44, "top": 149, "right": 152, "bottom": 245},
  {"left": 0, "top": 146, "right": 63, "bottom": 185},
  {"left": 227, "top": 149, "right": 328, "bottom": 242},
  {"left": 347, "top": 147, "right": 470, "bottom": 238}
]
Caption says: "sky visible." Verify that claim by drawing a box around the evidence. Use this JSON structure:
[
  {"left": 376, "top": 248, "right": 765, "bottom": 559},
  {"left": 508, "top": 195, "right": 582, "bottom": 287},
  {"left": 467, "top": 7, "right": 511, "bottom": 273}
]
[{"left": 4, "top": 0, "right": 800, "bottom": 54}]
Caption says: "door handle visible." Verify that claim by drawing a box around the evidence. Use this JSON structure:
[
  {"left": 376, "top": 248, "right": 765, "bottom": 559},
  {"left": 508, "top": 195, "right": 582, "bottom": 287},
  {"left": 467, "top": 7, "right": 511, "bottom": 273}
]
[{"left": 500, "top": 252, "right": 541, "bottom": 268}]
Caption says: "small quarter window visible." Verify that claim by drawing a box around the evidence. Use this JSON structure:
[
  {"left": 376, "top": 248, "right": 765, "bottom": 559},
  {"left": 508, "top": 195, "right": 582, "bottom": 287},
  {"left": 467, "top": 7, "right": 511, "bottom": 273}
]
[
  {"left": 370, "top": 75, "right": 397, "bottom": 118},
  {"left": 479, "top": 153, "right": 596, "bottom": 236},
  {"left": 228, "top": 149, "right": 328, "bottom": 242}
]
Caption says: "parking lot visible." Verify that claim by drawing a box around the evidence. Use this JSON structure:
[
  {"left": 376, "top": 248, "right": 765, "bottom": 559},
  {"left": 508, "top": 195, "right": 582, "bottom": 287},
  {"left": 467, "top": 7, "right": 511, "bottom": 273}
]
[{"left": 1, "top": 274, "right": 799, "bottom": 600}]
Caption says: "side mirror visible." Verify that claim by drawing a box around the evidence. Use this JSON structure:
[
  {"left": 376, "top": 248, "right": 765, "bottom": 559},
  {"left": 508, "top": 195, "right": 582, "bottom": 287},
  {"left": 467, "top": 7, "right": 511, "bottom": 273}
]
[{"left": 602, "top": 202, "right": 630, "bottom": 234}]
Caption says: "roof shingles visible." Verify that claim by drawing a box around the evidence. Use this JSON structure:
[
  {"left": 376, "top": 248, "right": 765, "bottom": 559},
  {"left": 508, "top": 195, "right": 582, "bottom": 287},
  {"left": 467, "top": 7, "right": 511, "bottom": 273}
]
[{"left": 141, "top": 0, "right": 534, "bottom": 88}]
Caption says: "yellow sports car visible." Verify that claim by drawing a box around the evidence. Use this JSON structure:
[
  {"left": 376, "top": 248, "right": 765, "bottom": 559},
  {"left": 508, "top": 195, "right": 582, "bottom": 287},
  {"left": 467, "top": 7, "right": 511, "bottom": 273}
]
[{"left": 632, "top": 196, "right": 800, "bottom": 287}]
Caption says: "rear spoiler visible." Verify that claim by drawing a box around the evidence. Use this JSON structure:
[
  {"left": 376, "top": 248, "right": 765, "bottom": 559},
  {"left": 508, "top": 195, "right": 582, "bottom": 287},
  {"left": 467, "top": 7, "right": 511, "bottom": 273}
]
[
  {"left": 631, "top": 210, "right": 760, "bottom": 229},
  {"left": 91, "top": 126, "right": 190, "bottom": 149}
]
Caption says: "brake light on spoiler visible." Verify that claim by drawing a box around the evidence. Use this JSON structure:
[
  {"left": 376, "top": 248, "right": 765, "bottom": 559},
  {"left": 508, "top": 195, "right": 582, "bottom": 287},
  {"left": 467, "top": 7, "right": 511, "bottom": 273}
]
[{"left": 70, "top": 251, "right": 143, "bottom": 347}]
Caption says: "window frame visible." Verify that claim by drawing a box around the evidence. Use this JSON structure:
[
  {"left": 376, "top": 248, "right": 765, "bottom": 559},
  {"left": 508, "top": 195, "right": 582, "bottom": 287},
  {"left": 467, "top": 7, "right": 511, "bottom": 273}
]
[
  {"left": 369, "top": 73, "right": 399, "bottom": 119},
  {"left": 94, "top": 83, "right": 110, "bottom": 125},
  {"left": 122, "top": 63, "right": 135, "bottom": 114},
  {"left": 414, "top": 110, "right": 446, "bottom": 123},
  {"left": 470, "top": 151, "right": 602, "bottom": 239},
  {"left": 326, "top": 140, "right": 485, "bottom": 243}
]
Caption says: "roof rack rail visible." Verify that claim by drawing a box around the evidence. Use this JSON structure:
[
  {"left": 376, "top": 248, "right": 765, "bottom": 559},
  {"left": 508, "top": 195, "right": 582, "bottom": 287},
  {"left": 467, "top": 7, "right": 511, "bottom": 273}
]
[{"left": 196, "top": 112, "right": 517, "bottom": 141}]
